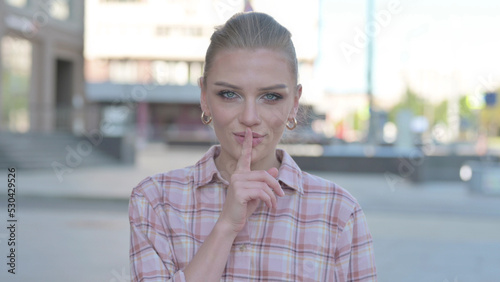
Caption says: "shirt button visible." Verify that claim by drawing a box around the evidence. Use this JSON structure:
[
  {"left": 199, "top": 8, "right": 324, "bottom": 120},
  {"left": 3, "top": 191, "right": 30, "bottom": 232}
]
[{"left": 239, "top": 245, "right": 246, "bottom": 251}]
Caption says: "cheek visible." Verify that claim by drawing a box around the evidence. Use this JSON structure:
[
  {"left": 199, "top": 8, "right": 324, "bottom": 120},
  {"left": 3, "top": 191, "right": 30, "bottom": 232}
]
[
  {"left": 264, "top": 107, "right": 289, "bottom": 131},
  {"left": 211, "top": 106, "right": 239, "bottom": 138},
  {"left": 211, "top": 105, "right": 233, "bottom": 125}
]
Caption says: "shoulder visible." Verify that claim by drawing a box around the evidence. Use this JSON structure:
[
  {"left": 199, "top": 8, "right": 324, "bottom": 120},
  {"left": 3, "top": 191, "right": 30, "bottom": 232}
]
[
  {"left": 130, "top": 166, "right": 196, "bottom": 203},
  {"left": 130, "top": 145, "right": 221, "bottom": 205},
  {"left": 278, "top": 148, "right": 361, "bottom": 213}
]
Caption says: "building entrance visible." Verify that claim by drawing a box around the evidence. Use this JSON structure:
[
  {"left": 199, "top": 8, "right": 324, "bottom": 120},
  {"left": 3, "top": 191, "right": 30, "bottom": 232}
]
[{"left": 55, "top": 59, "right": 74, "bottom": 131}]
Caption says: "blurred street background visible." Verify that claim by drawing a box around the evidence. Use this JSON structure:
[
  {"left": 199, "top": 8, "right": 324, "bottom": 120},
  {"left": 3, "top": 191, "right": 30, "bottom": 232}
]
[
  {"left": 0, "top": 144, "right": 500, "bottom": 281},
  {"left": 1, "top": 0, "right": 500, "bottom": 281}
]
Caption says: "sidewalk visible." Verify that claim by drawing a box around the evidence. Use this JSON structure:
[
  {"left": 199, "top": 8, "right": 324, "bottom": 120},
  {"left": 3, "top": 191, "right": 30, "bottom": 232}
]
[
  {"left": 17, "top": 142, "right": 500, "bottom": 217},
  {"left": 17, "top": 143, "right": 210, "bottom": 200},
  {"left": 9, "top": 142, "right": 500, "bottom": 281}
]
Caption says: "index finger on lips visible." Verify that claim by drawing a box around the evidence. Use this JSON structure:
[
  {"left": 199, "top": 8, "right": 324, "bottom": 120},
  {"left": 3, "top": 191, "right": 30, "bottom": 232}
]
[{"left": 236, "top": 128, "right": 252, "bottom": 172}]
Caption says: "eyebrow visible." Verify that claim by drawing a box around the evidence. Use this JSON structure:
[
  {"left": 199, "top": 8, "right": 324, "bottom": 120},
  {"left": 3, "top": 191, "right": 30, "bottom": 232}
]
[
  {"left": 214, "top": 81, "right": 242, "bottom": 90},
  {"left": 259, "top": 84, "right": 288, "bottom": 91},
  {"left": 214, "top": 81, "right": 288, "bottom": 91}
]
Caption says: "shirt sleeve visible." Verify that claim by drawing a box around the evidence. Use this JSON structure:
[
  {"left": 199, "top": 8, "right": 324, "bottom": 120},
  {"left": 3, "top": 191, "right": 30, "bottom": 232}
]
[
  {"left": 129, "top": 190, "right": 186, "bottom": 282},
  {"left": 335, "top": 207, "right": 377, "bottom": 281}
]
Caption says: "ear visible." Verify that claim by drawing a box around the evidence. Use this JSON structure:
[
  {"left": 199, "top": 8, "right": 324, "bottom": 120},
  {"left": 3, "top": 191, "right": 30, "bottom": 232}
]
[
  {"left": 291, "top": 84, "right": 302, "bottom": 117},
  {"left": 199, "top": 77, "right": 211, "bottom": 115}
]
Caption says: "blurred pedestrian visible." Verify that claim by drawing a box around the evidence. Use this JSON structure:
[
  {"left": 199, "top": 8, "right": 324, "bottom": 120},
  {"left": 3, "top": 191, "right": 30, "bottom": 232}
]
[{"left": 129, "top": 12, "right": 376, "bottom": 281}]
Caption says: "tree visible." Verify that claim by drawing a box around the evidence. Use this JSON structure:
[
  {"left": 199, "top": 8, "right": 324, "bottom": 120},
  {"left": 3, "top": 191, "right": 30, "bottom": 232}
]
[{"left": 388, "top": 87, "right": 427, "bottom": 123}]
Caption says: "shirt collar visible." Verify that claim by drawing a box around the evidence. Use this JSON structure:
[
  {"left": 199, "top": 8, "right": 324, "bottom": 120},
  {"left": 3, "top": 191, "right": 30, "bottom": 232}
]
[
  {"left": 194, "top": 145, "right": 303, "bottom": 194},
  {"left": 275, "top": 148, "right": 304, "bottom": 194},
  {"left": 193, "top": 145, "right": 228, "bottom": 187}
]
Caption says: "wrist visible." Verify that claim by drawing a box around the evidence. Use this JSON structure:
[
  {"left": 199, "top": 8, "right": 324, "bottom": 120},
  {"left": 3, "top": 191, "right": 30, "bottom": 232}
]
[{"left": 214, "top": 219, "right": 240, "bottom": 240}]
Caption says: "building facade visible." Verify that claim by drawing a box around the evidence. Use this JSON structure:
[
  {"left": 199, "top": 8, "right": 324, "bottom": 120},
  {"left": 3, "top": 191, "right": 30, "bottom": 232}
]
[
  {"left": 0, "top": 0, "right": 85, "bottom": 133},
  {"left": 84, "top": 0, "right": 319, "bottom": 143}
]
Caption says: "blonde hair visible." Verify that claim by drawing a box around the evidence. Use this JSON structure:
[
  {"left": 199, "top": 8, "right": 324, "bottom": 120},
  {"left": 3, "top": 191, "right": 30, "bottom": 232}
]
[{"left": 203, "top": 12, "right": 298, "bottom": 84}]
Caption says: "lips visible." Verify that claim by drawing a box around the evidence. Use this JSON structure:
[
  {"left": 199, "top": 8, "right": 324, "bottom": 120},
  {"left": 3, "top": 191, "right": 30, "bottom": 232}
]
[
  {"left": 233, "top": 131, "right": 266, "bottom": 147},
  {"left": 234, "top": 131, "right": 265, "bottom": 138}
]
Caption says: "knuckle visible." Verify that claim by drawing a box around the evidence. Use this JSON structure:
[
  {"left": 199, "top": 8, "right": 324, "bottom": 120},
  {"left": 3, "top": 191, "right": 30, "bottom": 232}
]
[
  {"left": 257, "top": 170, "right": 267, "bottom": 177},
  {"left": 259, "top": 190, "right": 269, "bottom": 199},
  {"left": 259, "top": 183, "right": 268, "bottom": 190},
  {"left": 231, "top": 180, "right": 244, "bottom": 190},
  {"left": 231, "top": 174, "right": 243, "bottom": 183},
  {"left": 251, "top": 171, "right": 264, "bottom": 179}
]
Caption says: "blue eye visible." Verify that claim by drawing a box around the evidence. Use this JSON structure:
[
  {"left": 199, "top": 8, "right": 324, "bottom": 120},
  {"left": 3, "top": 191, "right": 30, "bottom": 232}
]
[
  {"left": 263, "top": 93, "right": 282, "bottom": 101},
  {"left": 218, "top": 90, "right": 238, "bottom": 100}
]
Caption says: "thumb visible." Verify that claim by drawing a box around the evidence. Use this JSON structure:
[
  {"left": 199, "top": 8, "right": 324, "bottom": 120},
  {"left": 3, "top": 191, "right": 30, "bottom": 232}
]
[{"left": 267, "top": 167, "right": 279, "bottom": 178}]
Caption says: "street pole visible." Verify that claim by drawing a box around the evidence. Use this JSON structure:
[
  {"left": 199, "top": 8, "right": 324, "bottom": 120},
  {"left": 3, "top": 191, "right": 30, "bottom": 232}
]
[{"left": 366, "top": 0, "right": 376, "bottom": 144}]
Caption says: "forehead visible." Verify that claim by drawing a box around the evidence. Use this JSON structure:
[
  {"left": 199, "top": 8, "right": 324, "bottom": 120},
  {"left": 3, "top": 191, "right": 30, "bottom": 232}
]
[{"left": 207, "top": 48, "right": 295, "bottom": 87}]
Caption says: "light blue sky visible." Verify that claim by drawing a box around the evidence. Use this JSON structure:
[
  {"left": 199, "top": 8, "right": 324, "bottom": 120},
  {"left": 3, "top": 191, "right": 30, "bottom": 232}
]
[{"left": 316, "top": 0, "right": 500, "bottom": 102}]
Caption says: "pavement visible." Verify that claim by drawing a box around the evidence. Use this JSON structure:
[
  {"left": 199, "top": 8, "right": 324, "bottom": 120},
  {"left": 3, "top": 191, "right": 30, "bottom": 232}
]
[{"left": 0, "top": 143, "right": 499, "bottom": 281}]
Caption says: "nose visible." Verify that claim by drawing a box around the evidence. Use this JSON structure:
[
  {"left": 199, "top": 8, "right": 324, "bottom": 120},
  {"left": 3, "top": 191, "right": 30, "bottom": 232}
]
[{"left": 239, "top": 100, "right": 261, "bottom": 127}]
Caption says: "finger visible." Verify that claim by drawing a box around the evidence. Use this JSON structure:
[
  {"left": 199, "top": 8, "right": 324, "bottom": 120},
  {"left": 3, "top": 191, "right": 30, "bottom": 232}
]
[
  {"left": 234, "top": 180, "right": 277, "bottom": 209},
  {"left": 236, "top": 127, "right": 253, "bottom": 172},
  {"left": 244, "top": 170, "right": 283, "bottom": 197},
  {"left": 255, "top": 182, "right": 277, "bottom": 209},
  {"left": 266, "top": 167, "right": 285, "bottom": 197},
  {"left": 244, "top": 187, "right": 275, "bottom": 210},
  {"left": 238, "top": 170, "right": 278, "bottom": 187},
  {"left": 267, "top": 167, "right": 279, "bottom": 178}
]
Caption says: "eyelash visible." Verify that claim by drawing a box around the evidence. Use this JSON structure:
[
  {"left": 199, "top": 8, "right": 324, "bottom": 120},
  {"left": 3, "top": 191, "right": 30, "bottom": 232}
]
[
  {"left": 263, "top": 93, "right": 283, "bottom": 101},
  {"left": 217, "top": 90, "right": 239, "bottom": 100},
  {"left": 216, "top": 90, "right": 283, "bottom": 102}
]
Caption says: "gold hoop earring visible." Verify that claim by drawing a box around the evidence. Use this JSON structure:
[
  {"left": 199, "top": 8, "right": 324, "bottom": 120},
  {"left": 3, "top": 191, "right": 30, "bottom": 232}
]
[
  {"left": 286, "top": 117, "right": 297, "bottom": 130},
  {"left": 201, "top": 111, "right": 212, "bottom": 125}
]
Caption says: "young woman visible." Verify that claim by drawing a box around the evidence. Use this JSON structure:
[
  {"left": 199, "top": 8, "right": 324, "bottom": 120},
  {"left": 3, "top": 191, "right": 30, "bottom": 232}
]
[{"left": 129, "top": 12, "right": 377, "bottom": 282}]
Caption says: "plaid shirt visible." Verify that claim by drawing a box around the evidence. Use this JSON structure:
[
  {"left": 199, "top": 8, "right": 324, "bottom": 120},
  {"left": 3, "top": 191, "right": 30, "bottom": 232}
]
[{"left": 129, "top": 146, "right": 377, "bottom": 281}]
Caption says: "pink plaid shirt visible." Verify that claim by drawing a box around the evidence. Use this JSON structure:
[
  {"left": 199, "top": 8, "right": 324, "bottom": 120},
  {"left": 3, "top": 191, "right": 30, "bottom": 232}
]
[{"left": 129, "top": 146, "right": 377, "bottom": 281}]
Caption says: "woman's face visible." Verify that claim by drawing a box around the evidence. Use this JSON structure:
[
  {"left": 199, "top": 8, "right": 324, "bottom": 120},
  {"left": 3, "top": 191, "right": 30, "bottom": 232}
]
[{"left": 201, "top": 48, "right": 301, "bottom": 170}]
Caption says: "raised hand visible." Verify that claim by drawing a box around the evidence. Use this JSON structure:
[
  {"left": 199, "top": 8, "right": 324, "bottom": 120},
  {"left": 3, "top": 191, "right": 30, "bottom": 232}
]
[{"left": 218, "top": 128, "right": 285, "bottom": 234}]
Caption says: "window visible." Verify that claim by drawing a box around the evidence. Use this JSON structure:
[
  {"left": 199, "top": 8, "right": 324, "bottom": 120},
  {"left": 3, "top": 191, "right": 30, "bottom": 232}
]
[
  {"left": 5, "top": 0, "right": 27, "bottom": 8},
  {"left": 1, "top": 36, "right": 32, "bottom": 132},
  {"left": 109, "top": 60, "right": 138, "bottom": 84},
  {"left": 155, "top": 25, "right": 203, "bottom": 38},
  {"left": 189, "top": 62, "right": 202, "bottom": 85},
  {"left": 151, "top": 61, "right": 189, "bottom": 85},
  {"left": 49, "top": 0, "right": 71, "bottom": 21}
]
